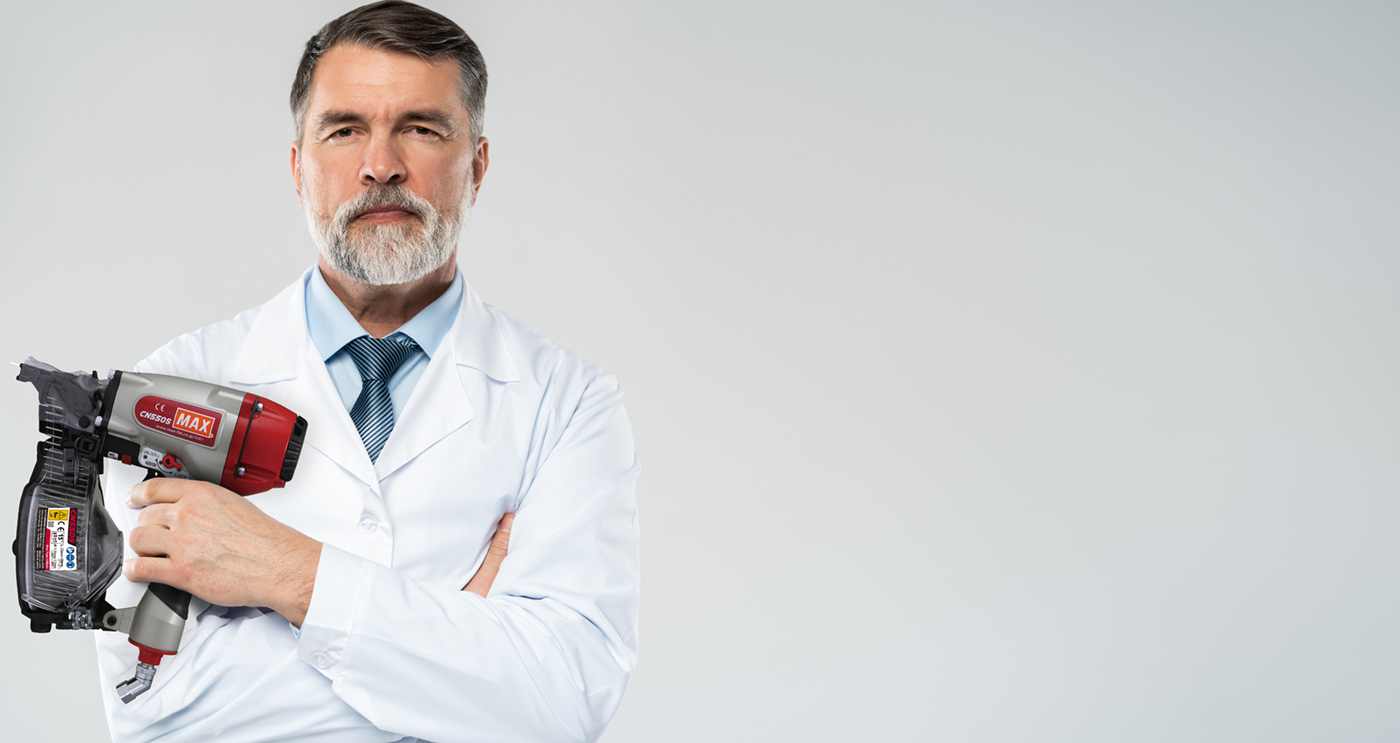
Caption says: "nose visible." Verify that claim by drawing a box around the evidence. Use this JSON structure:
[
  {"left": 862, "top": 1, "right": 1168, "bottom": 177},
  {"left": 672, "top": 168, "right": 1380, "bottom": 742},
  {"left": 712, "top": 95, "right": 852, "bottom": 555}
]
[{"left": 360, "top": 135, "right": 406, "bottom": 185}]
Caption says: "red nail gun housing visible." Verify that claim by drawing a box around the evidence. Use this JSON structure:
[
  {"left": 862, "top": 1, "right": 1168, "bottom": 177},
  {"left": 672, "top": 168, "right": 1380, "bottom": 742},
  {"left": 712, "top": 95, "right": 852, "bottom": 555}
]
[
  {"left": 218, "top": 394, "right": 306, "bottom": 495},
  {"left": 100, "top": 368, "right": 307, "bottom": 496}
]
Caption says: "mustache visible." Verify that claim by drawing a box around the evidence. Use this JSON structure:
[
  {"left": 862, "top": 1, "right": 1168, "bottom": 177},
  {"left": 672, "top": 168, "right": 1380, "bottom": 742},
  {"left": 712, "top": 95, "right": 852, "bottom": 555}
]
[{"left": 334, "top": 184, "right": 436, "bottom": 226}]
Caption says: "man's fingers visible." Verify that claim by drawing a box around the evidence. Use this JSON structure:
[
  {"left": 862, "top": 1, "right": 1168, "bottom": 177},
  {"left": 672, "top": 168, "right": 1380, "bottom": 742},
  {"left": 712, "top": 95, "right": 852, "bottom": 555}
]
[
  {"left": 135, "top": 502, "right": 177, "bottom": 528},
  {"left": 487, "top": 513, "right": 513, "bottom": 559},
  {"left": 128, "top": 524, "right": 176, "bottom": 558},
  {"left": 123, "top": 556, "right": 176, "bottom": 585},
  {"left": 127, "top": 478, "right": 191, "bottom": 508},
  {"left": 463, "top": 513, "right": 513, "bottom": 598}
]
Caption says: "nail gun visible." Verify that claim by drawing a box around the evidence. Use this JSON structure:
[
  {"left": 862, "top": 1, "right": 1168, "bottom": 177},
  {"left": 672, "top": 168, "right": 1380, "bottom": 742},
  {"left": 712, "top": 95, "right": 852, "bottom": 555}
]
[{"left": 14, "top": 358, "right": 308, "bottom": 703}]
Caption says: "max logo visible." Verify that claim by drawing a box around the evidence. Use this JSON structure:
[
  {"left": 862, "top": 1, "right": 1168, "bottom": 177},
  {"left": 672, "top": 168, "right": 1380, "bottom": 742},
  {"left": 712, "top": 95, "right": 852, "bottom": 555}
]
[{"left": 172, "top": 408, "right": 217, "bottom": 438}]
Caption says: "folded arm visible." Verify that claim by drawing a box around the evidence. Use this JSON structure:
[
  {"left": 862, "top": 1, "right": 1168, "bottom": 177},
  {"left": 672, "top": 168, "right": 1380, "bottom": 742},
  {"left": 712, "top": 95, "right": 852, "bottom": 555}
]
[{"left": 294, "top": 376, "right": 640, "bottom": 741}]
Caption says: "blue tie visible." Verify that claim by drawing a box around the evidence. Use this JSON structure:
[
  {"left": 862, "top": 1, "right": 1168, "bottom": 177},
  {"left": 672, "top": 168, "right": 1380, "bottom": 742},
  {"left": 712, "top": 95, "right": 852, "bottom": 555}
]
[{"left": 343, "top": 335, "right": 419, "bottom": 463}]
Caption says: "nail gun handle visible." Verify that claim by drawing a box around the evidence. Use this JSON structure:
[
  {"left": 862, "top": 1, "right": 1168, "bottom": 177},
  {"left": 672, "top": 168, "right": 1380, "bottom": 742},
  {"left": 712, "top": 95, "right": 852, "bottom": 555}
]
[
  {"left": 147, "top": 583, "right": 191, "bottom": 622},
  {"left": 124, "top": 477, "right": 191, "bottom": 656},
  {"left": 128, "top": 581, "right": 189, "bottom": 656}
]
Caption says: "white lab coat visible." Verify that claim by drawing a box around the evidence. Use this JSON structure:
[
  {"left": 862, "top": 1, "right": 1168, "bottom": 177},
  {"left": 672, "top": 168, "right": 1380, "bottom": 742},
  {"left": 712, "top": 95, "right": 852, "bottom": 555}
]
[{"left": 95, "top": 268, "right": 640, "bottom": 743}]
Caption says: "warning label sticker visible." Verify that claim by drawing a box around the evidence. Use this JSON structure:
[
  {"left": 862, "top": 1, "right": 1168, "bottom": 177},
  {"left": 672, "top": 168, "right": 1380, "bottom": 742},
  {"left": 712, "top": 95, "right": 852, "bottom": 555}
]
[{"left": 44, "top": 508, "right": 78, "bottom": 572}]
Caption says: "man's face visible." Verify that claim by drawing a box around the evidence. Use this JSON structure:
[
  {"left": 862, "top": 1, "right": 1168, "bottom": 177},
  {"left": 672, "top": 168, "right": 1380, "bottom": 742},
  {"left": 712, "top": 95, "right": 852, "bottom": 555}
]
[{"left": 292, "top": 44, "right": 485, "bottom": 286}]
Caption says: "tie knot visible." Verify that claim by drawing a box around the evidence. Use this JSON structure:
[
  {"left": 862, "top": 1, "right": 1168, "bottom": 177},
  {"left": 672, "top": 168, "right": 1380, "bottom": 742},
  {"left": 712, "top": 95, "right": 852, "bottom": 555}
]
[{"left": 343, "top": 335, "right": 419, "bottom": 382}]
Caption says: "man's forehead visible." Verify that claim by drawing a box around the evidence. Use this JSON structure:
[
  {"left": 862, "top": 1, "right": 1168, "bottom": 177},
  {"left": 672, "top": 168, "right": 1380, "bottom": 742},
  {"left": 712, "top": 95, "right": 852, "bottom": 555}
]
[{"left": 305, "top": 43, "right": 467, "bottom": 120}]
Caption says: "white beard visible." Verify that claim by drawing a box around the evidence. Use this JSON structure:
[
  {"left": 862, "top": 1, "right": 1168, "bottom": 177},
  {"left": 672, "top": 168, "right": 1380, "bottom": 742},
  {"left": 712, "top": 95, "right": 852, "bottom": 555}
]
[{"left": 302, "top": 180, "right": 470, "bottom": 286}]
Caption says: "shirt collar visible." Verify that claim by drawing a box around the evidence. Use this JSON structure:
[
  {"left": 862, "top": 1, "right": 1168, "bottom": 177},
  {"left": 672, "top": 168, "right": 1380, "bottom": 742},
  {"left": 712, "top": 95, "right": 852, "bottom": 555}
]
[
  {"left": 229, "top": 265, "right": 519, "bottom": 387},
  {"left": 305, "top": 265, "right": 463, "bottom": 361}
]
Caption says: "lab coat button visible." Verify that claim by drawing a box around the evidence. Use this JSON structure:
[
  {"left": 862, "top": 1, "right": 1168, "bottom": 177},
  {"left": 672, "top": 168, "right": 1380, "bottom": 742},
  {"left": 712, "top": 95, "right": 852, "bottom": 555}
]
[
  {"left": 311, "top": 651, "right": 332, "bottom": 669},
  {"left": 359, "top": 517, "right": 378, "bottom": 533}
]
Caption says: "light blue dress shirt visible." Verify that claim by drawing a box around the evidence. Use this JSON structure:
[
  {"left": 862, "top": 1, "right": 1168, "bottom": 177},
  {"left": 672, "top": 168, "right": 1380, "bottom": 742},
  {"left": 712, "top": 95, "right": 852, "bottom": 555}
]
[{"left": 304, "top": 266, "right": 463, "bottom": 421}]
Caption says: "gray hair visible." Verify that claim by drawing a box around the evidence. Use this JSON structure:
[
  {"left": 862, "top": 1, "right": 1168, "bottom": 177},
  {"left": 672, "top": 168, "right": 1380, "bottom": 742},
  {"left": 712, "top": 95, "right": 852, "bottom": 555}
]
[{"left": 290, "top": 0, "right": 487, "bottom": 145}]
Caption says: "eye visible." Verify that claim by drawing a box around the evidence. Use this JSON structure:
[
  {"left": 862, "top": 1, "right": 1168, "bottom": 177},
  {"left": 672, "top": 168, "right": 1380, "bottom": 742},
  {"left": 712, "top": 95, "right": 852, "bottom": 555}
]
[
  {"left": 330, "top": 128, "right": 354, "bottom": 139},
  {"left": 412, "top": 126, "right": 439, "bottom": 138}
]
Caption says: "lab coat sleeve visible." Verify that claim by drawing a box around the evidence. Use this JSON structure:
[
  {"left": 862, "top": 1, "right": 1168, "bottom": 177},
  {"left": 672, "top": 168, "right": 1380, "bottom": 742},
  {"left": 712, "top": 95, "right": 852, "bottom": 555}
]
[{"left": 295, "top": 372, "right": 641, "bottom": 743}]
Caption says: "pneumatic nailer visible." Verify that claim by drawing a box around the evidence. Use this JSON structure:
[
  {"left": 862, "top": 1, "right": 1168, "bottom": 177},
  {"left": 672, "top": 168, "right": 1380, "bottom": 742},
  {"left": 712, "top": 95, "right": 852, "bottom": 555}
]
[{"left": 14, "top": 358, "right": 308, "bottom": 703}]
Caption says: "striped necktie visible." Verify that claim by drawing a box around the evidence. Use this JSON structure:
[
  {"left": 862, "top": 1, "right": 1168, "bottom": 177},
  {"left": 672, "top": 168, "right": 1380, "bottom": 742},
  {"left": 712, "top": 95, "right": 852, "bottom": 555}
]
[{"left": 343, "top": 335, "right": 419, "bottom": 463}]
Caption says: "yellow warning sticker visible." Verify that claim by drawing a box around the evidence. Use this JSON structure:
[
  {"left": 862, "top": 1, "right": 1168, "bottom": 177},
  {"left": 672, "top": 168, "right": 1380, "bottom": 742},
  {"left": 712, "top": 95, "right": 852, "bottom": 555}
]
[{"left": 44, "top": 508, "right": 77, "bottom": 571}]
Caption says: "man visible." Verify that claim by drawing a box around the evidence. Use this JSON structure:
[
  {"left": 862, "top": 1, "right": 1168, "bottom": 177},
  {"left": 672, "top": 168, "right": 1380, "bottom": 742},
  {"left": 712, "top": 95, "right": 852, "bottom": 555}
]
[{"left": 93, "top": 3, "right": 640, "bottom": 741}]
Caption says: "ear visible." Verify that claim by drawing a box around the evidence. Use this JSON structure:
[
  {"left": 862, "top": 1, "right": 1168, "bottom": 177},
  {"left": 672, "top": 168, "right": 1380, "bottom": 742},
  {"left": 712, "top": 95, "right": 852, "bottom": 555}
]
[
  {"left": 290, "top": 142, "right": 303, "bottom": 204},
  {"left": 471, "top": 137, "right": 490, "bottom": 201}
]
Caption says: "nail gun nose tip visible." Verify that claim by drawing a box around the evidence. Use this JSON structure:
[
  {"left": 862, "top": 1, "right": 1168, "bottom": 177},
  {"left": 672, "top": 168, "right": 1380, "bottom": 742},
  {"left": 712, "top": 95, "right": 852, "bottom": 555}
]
[{"left": 115, "top": 662, "right": 157, "bottom": 704}]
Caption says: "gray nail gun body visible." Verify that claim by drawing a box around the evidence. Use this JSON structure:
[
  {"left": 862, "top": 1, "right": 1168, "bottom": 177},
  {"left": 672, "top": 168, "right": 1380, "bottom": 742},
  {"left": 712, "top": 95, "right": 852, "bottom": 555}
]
[{"left": 14, "top": 358, "right": 307, "bottom": 703}]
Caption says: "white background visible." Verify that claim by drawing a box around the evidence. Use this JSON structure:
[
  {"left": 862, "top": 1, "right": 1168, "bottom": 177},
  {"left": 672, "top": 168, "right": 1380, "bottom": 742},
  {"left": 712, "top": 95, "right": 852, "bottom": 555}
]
[{"left": 1, "top": 1, "right": 1397, "bottom": 740}]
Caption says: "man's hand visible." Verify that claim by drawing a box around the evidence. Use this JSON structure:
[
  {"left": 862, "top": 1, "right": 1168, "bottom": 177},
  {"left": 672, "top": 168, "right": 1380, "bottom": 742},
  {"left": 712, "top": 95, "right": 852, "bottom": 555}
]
[
  {"left": 124, "top": 477, "right": 514, "bottom": 624},
  {"left": 124, "top": 478, "right": 322, "bottom": 627},
  {"left": 464, "top": 513, "right": 513, "bottom": 598}
]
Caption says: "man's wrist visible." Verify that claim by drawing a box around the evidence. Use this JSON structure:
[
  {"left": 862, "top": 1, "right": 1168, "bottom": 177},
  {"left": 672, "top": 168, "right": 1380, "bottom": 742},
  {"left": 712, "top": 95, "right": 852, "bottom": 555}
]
[{"left": 276, "top": 536, "right": 323, "bottom": 628}]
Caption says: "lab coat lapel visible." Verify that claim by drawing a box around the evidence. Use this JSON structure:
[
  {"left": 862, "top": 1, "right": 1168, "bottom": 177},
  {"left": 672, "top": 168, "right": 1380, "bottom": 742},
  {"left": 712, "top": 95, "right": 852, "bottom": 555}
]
[
  {"left": 227, "top": 271, "right": 306, "bottom": 386},
  {"left": 371, "top": 278, "right": 519, "bottom": 480},
  {"left": 452, "top": 279, "right": 521, "bottom": 384},
  {"left": 372, "top": 330, "right": 473, "bottom": 480},
  {"left": 293, "top": 346, "right": 381, "bottom": 492},
  {"left": 227, "top": 267, "right": 380, "bottom": 493}
]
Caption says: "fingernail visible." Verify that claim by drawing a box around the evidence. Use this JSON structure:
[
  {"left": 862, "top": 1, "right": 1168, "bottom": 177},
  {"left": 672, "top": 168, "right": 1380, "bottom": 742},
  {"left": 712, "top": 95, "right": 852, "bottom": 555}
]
[{"left": 501, "top": 513, "right": 514, "bottom": 533}]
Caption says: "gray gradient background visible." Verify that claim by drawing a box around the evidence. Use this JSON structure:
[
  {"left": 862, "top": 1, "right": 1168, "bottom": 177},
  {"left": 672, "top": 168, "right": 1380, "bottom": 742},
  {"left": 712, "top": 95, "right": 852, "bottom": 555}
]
[{"left": 1, "top": 1, "right": 1397, "bottom": 740}]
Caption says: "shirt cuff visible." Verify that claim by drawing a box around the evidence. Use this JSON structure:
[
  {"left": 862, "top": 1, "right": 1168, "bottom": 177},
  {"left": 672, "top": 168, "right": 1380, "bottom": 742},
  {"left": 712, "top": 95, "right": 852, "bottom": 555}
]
[{"left": 295, "top": 542, "right": 370, "bottom": 680}]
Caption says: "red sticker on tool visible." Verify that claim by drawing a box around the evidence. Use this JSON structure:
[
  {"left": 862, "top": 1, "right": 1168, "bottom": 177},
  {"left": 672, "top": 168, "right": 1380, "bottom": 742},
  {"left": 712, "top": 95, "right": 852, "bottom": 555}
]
[{"left": 133, "top": 396, "right": 223, "bottom": 447}]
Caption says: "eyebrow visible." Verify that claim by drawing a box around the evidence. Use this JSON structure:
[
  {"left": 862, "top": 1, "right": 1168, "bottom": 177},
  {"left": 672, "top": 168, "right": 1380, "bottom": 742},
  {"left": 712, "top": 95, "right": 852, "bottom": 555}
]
[
  {"left": 311, "top": 109, "right": 460, "bottom": 137},
  {"left": 400, "top": 110, "right": 459, "bottom": 136},
  {"left": 312, "top": 110, "right": 364, "bottom": 134}
]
